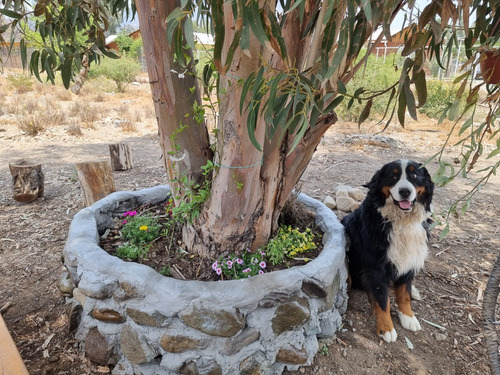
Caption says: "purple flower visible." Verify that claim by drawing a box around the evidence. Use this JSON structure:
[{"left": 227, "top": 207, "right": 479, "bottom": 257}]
[
  {"left": 236, "top": 258, "right": 244, "bottom": 265},
  {"left": 242, "top": 268, "right": 251, "bottom": 273},
  {"left": 216, "top": 268, "right": 222, "bottom": 275},
  {"left": 258, "top": 270, "right": 264, "bottom": 275},
  {"left": 259, "top": 250, "right": 266, "bottom": 256},
  {"left": 259, "top": 261, "right": 266, "bottom": 269},
  {"left": 212, "top": 261, "right": 218, "bottom": 270},
  {"left": 226, "top": 260, "right": 233, "bottom": 269}
]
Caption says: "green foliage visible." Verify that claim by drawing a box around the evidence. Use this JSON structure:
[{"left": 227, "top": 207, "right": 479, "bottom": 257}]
[
  {"left": 214, "top": 250, "right": 267, "bottom": 279},
  {"left": 129, "top": 37, "right": 143, "bottom": 59},
  {"left": 265, "top": 225, "right": 317, "bottom": 266},
  {"left": 115, "top": 243, "right": 148, "bottom": 260},
  {"left": 121, "top": 213, "right": 161, "bottom": 244},
  {"left": 213, "top": 225, "right": 319, "bottom": 280},
  {"left": 336, "top": 53, "right": 401, "bottom": 121},
  {"left": 116, "top": 211, "right": 161, "bottom": 260},
  {"left": 420, "top": 80, "right": 460, "bottom": 119},
  {"left": 171, "top": 160, "right": 214, "bottom": 224},
  {"left": 88, "top": 56, "right": 140, "bottom": 92},
  {"left": 7, "top": 73, "right": 34, "bottom": 93},
  {"left": 115, "top": 34, "right": 134, "bottom": 53}
]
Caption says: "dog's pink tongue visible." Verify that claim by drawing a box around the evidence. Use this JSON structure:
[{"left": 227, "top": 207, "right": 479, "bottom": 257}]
[{"left": 399, "top": 200, "right": 412, "bottom": 210}]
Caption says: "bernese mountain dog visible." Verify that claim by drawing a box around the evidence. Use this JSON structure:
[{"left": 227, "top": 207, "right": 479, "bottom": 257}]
[{"left": 341, "top": 159, "right": 434, "bottom": 343}]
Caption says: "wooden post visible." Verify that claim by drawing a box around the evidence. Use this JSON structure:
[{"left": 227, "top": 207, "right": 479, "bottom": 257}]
[
  {"left": 8, "top": 160, "right": 44, "bottom": 203},
  {"left": 75, "top": 161, "right": 116, "bottom": 207},
  {"left": 109, "top": 142, "right": 133, "bottom": 171},
  {"left": 0, "top": 314, "right": 29, "bottom": 375}
]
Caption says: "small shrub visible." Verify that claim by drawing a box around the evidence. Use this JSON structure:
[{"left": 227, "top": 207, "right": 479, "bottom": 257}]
[
  {"left": 70, "top": 101, "right": 103, "bottom": 124},
  {"left": 66, "top": 122, "right": 83, "bottom": 136},
  {"left": 120, "top": 120, "right": 137, "bottom": 132},
  {"left": 17, "top": 114, "right": 45, "bottom": 136},
  {"left": 54, "top": 88, "right": 73, "bottom": 101},
  {"left": 336, "top": 53, "right": 402, "bottom": 122},
  {"left": 213, "top": 250, "right": 267, "bottom": 279},
  {"left": 116, "top": 211, "right": 162, "bottom": 261},
  {"left": 88, "top": 56, "right": 141, "bottom": 92},
  {"left": 93, "top": 92, "right": 107, "bottom": 102},
  {"left": 265, "top": 225, "right": 317, "bottom": 265},
  {"left": 7, "top": 73, "right": 34, "bottom": 93},
  {"left": 420, "top": 80, "right": 461, "bottom": 119}
]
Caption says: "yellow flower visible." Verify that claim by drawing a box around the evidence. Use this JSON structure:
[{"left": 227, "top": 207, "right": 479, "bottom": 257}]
[{"left": 139, "top": 225, "right": 148, "bottom": 231}]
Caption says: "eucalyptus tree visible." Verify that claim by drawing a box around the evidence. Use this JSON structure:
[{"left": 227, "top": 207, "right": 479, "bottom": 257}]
[{"left": 1, "top": 0, "right": 496, "bottom": 256}]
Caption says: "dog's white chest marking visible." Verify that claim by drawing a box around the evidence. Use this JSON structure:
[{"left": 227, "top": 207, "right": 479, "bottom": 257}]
[{"left": 379, "top": 201, "right": 430, "bottom": 277}]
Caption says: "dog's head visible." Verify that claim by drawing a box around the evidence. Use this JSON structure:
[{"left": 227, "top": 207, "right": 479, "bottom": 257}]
[{"left": 364, "top": 159, "right": 434, "bottom": 212}]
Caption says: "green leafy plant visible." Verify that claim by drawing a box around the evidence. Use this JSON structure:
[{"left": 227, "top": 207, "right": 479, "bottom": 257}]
[
  {"left": 171, "top": 160, "right": 214, "bottom": 224},
  {"left": 213, "top": 249, "right": 267, "bottom": 279},
  {"left": 88, "top": 56, "right": 141, "bottom": 92},
  {"left": 116, "top": 210, "right": 161, "bottom": 260},
  {"left": 7, "top": 73, "right": 34, "bottom": 93},
  {"left": 213, "top": 225, "right": 319, "bottom": 280},
  {"left": 265, "top": 225, "right": 317, "bottom": 266}
]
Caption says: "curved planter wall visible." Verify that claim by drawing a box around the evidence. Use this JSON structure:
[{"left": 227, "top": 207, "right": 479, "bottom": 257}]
[{"left": 61, "top": 186, "right": 348, "bottom": 375}]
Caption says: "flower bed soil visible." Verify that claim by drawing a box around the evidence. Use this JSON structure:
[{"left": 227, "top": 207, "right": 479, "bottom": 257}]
[{"left": 99, "top": 199, "right": 324, "bottom": 282}]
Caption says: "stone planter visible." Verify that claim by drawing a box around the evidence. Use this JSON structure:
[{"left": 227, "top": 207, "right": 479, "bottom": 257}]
[{"left": 61, "top": 185, "right": 348, "bottom": 375}]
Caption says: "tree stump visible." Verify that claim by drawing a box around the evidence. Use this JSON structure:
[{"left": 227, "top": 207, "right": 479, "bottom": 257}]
[
  {"left": 109, "top": 143, "right": 133, "bottom": 171},
  {"left": 8, "top": 160, "right": 44, "bottom": 203},
  {"left": 75, "top": 161, "right": 116, "bottom": 207}
]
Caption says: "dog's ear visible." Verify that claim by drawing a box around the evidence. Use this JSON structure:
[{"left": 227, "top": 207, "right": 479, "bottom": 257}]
[
  {"left": 362, "top": 166, "right": 385, "bottom": 190},
  {"left": 419, "top": 164, "right": 434, "bottom": 210}
]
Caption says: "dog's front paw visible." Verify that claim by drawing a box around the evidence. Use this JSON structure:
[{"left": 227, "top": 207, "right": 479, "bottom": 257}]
[
  {"left": 398, "top": 311, "right": 421, "bottom": 332},
  {"left": 379, "top": 328, "right": 397, "bottom": 343}
]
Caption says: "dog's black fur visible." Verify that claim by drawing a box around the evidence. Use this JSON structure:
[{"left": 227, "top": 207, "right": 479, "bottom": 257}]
[{"left": 341, "top": 159, "right": 434, "bottom": 342}]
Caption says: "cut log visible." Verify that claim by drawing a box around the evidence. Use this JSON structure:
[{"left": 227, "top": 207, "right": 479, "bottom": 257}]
[
  {"left": 109, "top": 143, "right": 133, "bottom": 171},
  {"left": 75, "top": 161, "right": 116, "bottom": 207},
  {"left": 8, "top": 160, "right": 44, "bottom": 203}
]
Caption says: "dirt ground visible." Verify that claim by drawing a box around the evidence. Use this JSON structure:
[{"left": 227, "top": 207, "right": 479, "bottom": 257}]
[{"left": 0, "top": 70, "right": 498, "bottom": 374}]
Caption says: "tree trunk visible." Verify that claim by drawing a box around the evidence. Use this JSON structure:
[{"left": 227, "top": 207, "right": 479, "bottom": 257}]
[
  {"left": 9, "top": 160, "right": 44, "bottom": 203},
  {"left": 182, "top": 2, "right": 337, "bottom": 258},
  {"left": 109, "top": 143, "right": 133, "bottom": 171},
  {"left": 135, "top": 1, "right": 337, "bottom": 259},
  {"left": 135, "top": 0, "right": 213, "bottom": 194},
  {"left": 75, "top": 161, "right": 115, "bottom": 206}
]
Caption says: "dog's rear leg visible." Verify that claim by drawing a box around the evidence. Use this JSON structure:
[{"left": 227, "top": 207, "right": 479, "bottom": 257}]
[
  {"left": 369, "top": 294, "right": 397, "bottom": 343},
  {"left": 395, "top": 283, "right": 421, "bottom": 332}
]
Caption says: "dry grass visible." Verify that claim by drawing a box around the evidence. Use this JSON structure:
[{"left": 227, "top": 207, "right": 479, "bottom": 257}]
[
  {"left": 120, "top": 120, "right": 137, "bottom": 133},
  {"left": 17, "top": 114, "right": 45, "bottom": 136},
  {"left": 66, "top": 120, "right": 83, "bottom": 136},
  {"left": 93, "top": 92, "right": 107, "bottom": 102},
  {"left": 69, "top": 101, "right": 104, "bottom": 124}
]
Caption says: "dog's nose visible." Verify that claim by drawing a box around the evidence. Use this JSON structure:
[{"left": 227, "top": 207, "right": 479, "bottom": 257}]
[{"left": 399, "top": 188, "right": 411, "bottom": 199}]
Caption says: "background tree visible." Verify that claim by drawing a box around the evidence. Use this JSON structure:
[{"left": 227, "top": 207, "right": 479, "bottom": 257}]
[{"left": 0, "top": 0, "right": 497, "bottom": 257}]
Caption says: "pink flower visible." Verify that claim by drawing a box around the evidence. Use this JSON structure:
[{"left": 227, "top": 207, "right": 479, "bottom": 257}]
[
  {"left": 236, "top": 258, "right": 244, "bottom": 265},
  {"left": 242, "top": 268, "right": 251, "bottom": 273},
  {"left": 259, "top": 270, "right": 264, "bottom": 275},
  {"left": 259, "top": 261, "right": 266, "bottom": 269},
  {"left": 259, "top": 250, "right": 266, "bottom": 256},
  {"left": 212, "top": 261, "right": 218, "bottom": 270},
  {"left": 226, "top": 260, "right": 233, "bottom": 269},
  {"left": 123, "top": 210, "right": 138, "bottom": 217},
  {"left": 122, "top": 220, "right": 128, "bottom": 224},
  {"left": 216, "top": 268, "right": 222, "bottom": 275}
]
